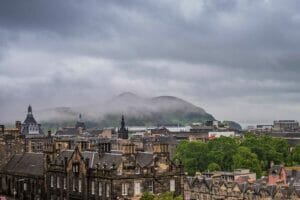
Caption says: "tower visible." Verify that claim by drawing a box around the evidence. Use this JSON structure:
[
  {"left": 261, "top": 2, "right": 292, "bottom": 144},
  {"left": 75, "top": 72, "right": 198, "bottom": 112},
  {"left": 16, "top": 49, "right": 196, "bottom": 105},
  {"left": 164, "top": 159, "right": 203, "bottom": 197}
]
[
  {"left": 118, "top": 115, "right": 128, "bottom": 139},
  {"left": 21, "top": 105, "right": 43, "bottom": 135},
  {"left": 75, "top": 113, "right": 86, "bottom": 130}
]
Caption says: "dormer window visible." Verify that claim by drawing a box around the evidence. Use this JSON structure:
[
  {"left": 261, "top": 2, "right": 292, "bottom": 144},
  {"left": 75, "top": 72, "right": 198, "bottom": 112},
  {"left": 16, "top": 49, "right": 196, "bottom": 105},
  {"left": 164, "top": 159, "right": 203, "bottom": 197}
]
[{"left": 135, "top": 167, "right": 141, "bottom": 174}]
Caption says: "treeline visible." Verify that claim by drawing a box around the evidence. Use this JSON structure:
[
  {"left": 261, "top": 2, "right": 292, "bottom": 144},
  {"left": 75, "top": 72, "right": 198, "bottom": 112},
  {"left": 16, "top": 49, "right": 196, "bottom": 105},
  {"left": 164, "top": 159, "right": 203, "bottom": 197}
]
[{"left": 174, "top": 133, "right": 300, "bottom": 178}]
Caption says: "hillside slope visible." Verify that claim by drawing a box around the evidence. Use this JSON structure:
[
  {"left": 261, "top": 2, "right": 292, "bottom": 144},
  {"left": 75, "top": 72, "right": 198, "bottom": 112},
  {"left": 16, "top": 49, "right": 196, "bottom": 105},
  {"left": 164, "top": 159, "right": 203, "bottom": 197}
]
[{"left": 39, "top": 92, "right": 215, "bottom": 128}]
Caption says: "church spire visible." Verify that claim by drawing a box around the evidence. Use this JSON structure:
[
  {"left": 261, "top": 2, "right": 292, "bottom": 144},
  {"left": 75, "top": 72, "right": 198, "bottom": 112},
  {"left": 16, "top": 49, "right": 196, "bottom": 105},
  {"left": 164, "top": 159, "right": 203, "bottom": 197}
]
[
  {"left": 28, "top": 105, "right": 32, "bottom": 114},
  {"left": 118, "top": 115, "right": 128, "bottom": 139},
  {"left": 121, "top": 115, "right": 125, "bottom": 129}
]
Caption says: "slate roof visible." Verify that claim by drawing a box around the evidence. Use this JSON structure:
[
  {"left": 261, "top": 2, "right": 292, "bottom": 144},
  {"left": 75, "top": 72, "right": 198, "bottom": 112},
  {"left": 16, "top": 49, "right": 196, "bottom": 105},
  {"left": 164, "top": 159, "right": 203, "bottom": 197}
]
[
  {"left": 23, "top": 114, "right": 37, "bottom": 124},
  {"left": 55, "top": 150, "right": 155, "bottom": 169},
  {"left": 136, "top": 152, "right": 153, "bottom": 167},
  {"left": 1, "top": 153, "right": 44, "bottom": 176},
  {"left": 56, "top": 150, "right": 123, "bottom": 169},
  {"left": 186, "top": 175, "right": 300, "bottom": 198}
]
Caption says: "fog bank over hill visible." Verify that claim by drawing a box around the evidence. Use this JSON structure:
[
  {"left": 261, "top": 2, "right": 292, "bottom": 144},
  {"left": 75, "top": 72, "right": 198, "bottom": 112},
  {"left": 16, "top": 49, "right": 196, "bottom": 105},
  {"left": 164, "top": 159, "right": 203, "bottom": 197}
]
[{"left": 37, "top": 92, "right": 215, "bottom": 128}]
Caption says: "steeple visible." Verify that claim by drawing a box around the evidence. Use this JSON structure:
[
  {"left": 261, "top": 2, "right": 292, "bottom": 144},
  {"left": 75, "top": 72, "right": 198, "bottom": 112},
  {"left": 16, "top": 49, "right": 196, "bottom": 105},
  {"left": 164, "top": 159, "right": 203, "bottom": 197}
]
[
  {"left": 121, "top": 115, "right": 125, "bottom": 129},
  {"left": 118, "top": 115, "right": 128, "bottom": 139},
  {"left": 28, "top": 105, "right": 32, "bottom": 114}
]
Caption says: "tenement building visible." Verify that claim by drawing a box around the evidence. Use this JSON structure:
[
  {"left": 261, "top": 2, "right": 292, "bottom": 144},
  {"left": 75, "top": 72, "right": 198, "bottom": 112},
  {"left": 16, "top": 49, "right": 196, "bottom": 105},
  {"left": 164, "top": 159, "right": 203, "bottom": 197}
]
[
  {"left": 0, "top": 121, "right": 24, "bottom": 169},
  {"left": 0, "top": 152, "right": 45, "bottom": 200},
  {"left": 0, "top": 140, "right": 184, "bottom": 200},
  {"left": 184, "top": 173, "right": 300, "bottom": 200}
]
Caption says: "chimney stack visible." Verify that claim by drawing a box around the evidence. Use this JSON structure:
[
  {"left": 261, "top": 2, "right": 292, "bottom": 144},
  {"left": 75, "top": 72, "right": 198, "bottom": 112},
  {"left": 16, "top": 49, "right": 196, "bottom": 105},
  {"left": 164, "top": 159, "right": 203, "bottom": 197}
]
[
  {"left": 153, "top": 143, "right": 169, "bottom": 154},
  {"left": 122, "top": 143, "right": 136, "bottom": 154},
  {"left": 15, "top": 121, "right": 21, "bottom": 130},
  {"left": 48, "top": 130, "right": 52, "bottom": 138},
  {"left": 0, "top": 125, "right": 4, "bottom": 135}
]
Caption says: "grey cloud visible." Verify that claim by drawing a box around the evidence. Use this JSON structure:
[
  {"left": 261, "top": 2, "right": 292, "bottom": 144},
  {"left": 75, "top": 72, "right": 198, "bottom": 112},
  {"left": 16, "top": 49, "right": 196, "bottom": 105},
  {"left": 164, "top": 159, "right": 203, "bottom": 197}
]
[{"left": 1, "top": 0, "right": 300, "bottom": 124}]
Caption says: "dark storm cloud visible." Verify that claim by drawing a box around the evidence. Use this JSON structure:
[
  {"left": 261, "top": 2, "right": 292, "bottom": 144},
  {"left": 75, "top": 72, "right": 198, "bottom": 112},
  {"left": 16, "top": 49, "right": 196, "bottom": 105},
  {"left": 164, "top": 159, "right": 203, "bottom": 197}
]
[{"left": 1, "top": 0, "right": 300, "bottom": 124}]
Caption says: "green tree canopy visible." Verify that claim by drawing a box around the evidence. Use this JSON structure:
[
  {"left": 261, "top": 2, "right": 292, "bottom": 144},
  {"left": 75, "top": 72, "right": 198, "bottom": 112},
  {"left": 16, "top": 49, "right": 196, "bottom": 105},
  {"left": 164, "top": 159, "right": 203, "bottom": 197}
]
[
  {"left": 232, "top": 146, "right": 262, "bottom": 177},
  {"left": 174, "top": 140, "right": 209, "bottom": 175},
  {"left": 207, "top": 162, "right": 221, "bottom": 172},
  {"left": 291, "top": 144, "right": 300, "bottom": 165}
]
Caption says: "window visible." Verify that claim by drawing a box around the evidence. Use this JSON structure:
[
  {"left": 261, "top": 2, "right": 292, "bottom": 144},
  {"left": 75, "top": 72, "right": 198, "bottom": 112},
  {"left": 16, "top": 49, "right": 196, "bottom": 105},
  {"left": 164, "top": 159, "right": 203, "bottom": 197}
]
[
  {"left": 50, "top": 176, "right": 54, "bottom": 188},
  {"left": 98, "top": 182, "right": 102, "bottom": 196},
  {"left": 63, "top": 178, "right": 66, "bottom": 190},
  {"left": 78, "top": 179, "right": 82, "bottom": 193},
  {"left": 72, "top": 179, "right": 75, "bottom": 192},
  {"left": 148, "top": 181, "right": 153, "bottom": 193},
  {"left": 170, "top": 179, "right": 175, "bottom": 192},
  {"left": 24, "top": 182, "right": 27, "bottom": 191},
  {"left": 135, "top": 167, "right": 140, "bottom": 174},
  {"left": 72, "top": 163, "right": 79, "bottom": 173},
  {"left": 57, "top": 177, "right": 60, "bottom": 188},
  {"left": 106, "top": 184, "right": 110, "bottom": 197},
  {"left": 134, "top": 182, "right": 141, "bottom": 196},
  {"left": 91, "top": 181, "right": 95, "bottom": 195},
  {"left": 122, "top": 183, "right": 129, "bottom": 196}
]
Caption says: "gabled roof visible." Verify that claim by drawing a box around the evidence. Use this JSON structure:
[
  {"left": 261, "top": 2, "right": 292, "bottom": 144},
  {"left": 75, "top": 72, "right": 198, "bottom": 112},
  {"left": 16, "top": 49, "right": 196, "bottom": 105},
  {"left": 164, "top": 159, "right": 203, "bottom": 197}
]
[
  {"left": 136, "top": 152, "right": 153, "bottom": 167},
  {"left": 269, "top": 165, "right": 285, "bottom": 176},
  {"left": 1, "top": 153, "right": 44, "bottom": 176},
  {"left": 54, "top": 149, "right": 157, "bottom": 170}
]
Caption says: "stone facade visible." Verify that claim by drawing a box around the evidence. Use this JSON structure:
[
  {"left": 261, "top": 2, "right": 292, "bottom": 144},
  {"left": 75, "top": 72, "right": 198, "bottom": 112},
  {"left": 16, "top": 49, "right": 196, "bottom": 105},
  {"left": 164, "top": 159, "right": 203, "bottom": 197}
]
[
  {"left": 0, "top": 152, "right": 45, "bottom": 200},
  {"left": 184, "top": 175, "right": 300, "bottom": 200},
  {"left": 0, "top": 140, "right": 184, "bottom": 200},
  {"left": 45, "top": 142, "right": 184, "bottom": 200},
  {"left": 0, "top": 123, "right": 24, "bottom": 169}
]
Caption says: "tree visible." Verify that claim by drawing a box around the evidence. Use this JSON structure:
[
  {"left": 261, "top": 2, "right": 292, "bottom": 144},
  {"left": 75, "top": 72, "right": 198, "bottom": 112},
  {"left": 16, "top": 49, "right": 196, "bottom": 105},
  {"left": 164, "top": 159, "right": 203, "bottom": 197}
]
[
  {"left": 241, "top": 133, "right": 288, "bottom": 172},
  {"left": 174, "top": 140, "right": 209, "bottom": 175},
  {"left": 154, "top": 192, "right": 183, "bottom": 200},
  {"left": 207, "top": 136, "right": 239, "bottom": 171},
  {"left": 207, "top": 163, "right": 221, "bottom": 172},
  {"left": 141, "top": 192, "right": 155, "bottom": 200},
  {"left": 291, "top": 144, "right": 300, "bottom": 165},
  {"left": 232, "top": 146, "right": 262, "bottom": 177}
]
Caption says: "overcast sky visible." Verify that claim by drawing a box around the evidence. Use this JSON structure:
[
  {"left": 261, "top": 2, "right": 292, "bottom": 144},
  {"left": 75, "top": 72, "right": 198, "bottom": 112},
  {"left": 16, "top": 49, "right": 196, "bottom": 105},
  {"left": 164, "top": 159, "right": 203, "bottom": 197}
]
[{"left": 1, "top": 0, "right": 300, "bottom": 125}]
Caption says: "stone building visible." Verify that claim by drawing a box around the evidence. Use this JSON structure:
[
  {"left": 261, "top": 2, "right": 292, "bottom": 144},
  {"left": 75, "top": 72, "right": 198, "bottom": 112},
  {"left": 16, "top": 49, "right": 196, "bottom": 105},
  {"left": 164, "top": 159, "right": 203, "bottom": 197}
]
[
  {"left": 0, "top": 139, "right": 183, "bottom": 200},
  {"left": 184, "top": 175, "right": 300, "bottom": 200},
  {"left": 45, "top": 141, "right": 183, "bottom": 200},
  {"left": 0, "top": 122, "right": 24, "bottom": 169},
  {"left": 273, "top": 120, "right": 299, "bottom": 132},
  {"left": 0, "top": 152, "right": 45, "bottom": 200}
]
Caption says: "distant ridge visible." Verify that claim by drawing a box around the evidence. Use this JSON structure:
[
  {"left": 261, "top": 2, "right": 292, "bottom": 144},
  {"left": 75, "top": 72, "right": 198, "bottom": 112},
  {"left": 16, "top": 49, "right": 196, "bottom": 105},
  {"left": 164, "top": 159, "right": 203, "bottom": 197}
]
[{"left": 39, "top": 92, "right": 215, "bottom": 129}]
